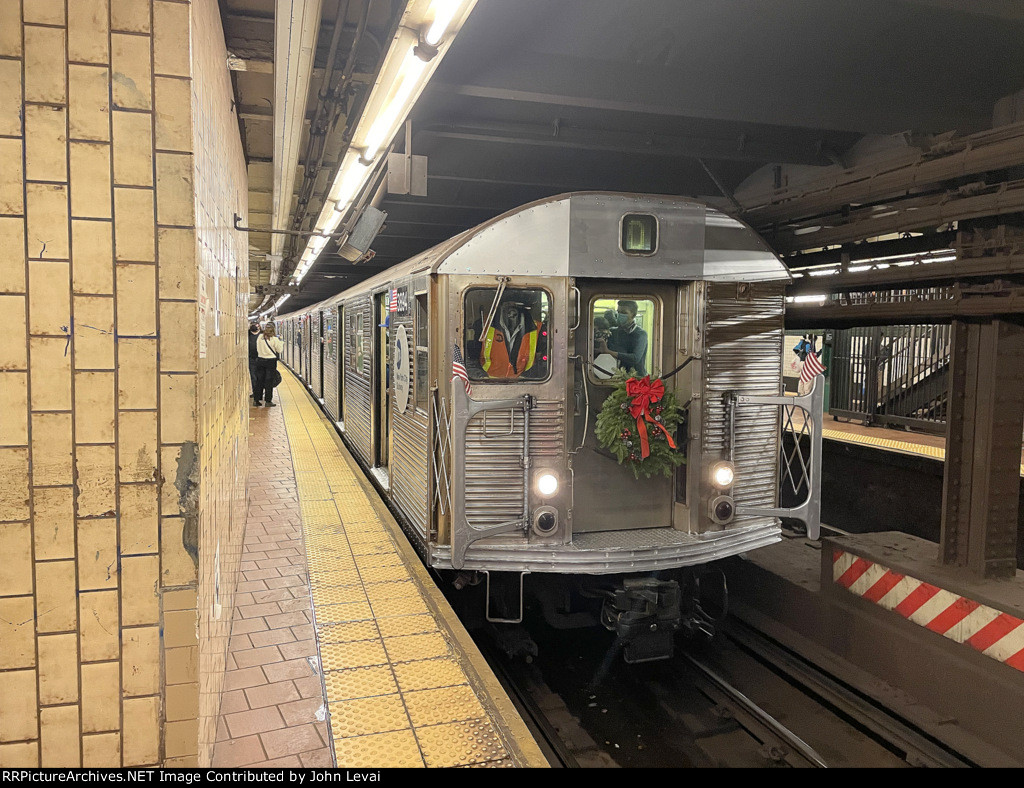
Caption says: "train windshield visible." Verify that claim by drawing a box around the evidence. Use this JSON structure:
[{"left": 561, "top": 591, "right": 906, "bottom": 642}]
[
  {"left": 590, "top": 296, "right": 656, "bottom": 380},
  {"left": 463, "top": 287, "right": 551, "bottom": 382}
]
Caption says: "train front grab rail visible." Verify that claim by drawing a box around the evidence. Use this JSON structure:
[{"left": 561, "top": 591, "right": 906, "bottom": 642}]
[{"left": 733, "top": 376, "right": 824, "bottom": 540}]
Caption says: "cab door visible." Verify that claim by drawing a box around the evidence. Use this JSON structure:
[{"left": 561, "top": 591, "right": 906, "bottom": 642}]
[{"left": 570, "top": 280, "right": 677, "bottom": 532}]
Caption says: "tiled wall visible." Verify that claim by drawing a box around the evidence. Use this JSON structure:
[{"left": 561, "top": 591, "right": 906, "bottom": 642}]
[
  {"left": 0, "top": 0, "right": 249, "bottom": 767},
  {"left": 190, "top": 0, "right": 251, "bottom": 767}
]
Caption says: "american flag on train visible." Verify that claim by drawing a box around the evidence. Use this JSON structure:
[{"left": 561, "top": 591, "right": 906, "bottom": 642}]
[
  {"left": 389, "top": 288, "right": 398, "bottom": 312},
  {"left": 452, "top": 344, "right": 472, "bottom": 395},
  {"left": 800, "top": 349, "right": 826, "bottom": 385}
]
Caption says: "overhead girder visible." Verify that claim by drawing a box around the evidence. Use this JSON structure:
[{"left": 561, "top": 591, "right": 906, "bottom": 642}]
[
  {"left": 787, "top": 253, "right": 1024, "bottom": 296},
  {"left": 744, "top": 123, "right": 1024, "bottom": 228},
  {"left": 784, "top": 232, "right": 959, "bottom": 270},
  {"left": 410, "top": 119, "right": 840, "bottom": 167},
  {"left": 786, "top": 287, "right": 1024, "bottom": 329},
  {"left": 766, "top": 179, "right": 1024, "bottom": 254}
]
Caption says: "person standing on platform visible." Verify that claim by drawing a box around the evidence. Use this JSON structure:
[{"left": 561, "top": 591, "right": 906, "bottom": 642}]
[
  {"left": 248, "top": 322, "right": 261, "bottom": 405},
  {"left": 254, "top": 323, "right": 285, "bottom": 407}
]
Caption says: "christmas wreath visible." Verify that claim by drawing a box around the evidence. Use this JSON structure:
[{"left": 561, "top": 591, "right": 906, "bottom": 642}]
[{"left": 595, "top": 371, "right": 686, "bottom": 479}]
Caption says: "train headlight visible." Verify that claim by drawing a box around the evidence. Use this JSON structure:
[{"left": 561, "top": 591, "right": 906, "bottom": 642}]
[
  {"left": 711, "top": 462, "right": 735, "bottom": 489},
  {"left": 535, "top": 473, "right": 559, "bottom": 497}
]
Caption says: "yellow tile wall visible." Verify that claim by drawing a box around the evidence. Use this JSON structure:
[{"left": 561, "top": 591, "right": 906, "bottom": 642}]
[
  {"left": 189, "top": 0, "right": 251, "bottom": 765},
  {"left": 0, "top": 0, "right": 249, "bottom": 768}
]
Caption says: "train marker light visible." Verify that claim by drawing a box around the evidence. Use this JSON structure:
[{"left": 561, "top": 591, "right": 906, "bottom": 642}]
[
  {"left": 711, "top": 461, "right": 735, "bottom": 489},
  {"left": 710, "top": 496, "right": 735, "bottom": 524},
  {"left": 535, "top": 473, "right": 558, "bottom": 497}
]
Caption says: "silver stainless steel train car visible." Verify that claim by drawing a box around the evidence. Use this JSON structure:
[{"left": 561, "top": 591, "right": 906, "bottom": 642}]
[{"left": 277, "top": 192, "right": 822, "bottom": 662}]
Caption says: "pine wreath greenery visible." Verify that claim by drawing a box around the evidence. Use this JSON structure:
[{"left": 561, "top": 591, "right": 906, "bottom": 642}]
[{"left": 595, "top": 370, "right": 686, "bottom": 479}]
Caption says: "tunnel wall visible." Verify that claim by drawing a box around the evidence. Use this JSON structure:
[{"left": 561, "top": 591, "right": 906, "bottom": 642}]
[{"left": 0, "top": 0, "right": 249, "bottom": 768}]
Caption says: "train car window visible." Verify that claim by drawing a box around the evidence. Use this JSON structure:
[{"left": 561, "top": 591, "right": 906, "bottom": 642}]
[
  {"left": 414, "top": 294, "right": 428, "bottom": 411},
  {"left": 590, "top": 297, "right": 656, "bottom": 381},
  {"left": 324, "top": 312, "right": 335, "bottom": 362},
  {"left": 621, "top": 213, "right": 658, "bottom": 255},
  {"left": 463, "top": 288, "right": 551, "bottom": 383},
  {"left": 352, "top": 311, "right": 367, "bottom": 374}
]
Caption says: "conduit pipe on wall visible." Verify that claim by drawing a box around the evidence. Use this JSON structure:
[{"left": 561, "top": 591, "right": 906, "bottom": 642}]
[{"left": 271, "top": 0, "right": 325, "bottom": 285}]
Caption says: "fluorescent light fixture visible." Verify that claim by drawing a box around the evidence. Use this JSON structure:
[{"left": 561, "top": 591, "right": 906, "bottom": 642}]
[
  {"left": 272, "top": 0, "right": 325, "bottom": 281},
  {"left": 362, "top": 55, "right": 428, "bottom": 161},
  {"left": 327, "top": 155, "right": 372, "bottom": 208},
  {"left": 424, "top": 0, "right": 462, "bottom": 46},
  {"left": 291, "top": 0, "right": 477, "bottom": 285},
  {"left": 787, "top": 294, "right": 828, "bottom": 304}
]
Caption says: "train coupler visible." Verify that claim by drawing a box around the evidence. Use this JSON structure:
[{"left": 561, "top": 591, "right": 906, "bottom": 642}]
[{"left": 601, "top": 578, "right": 682, "bottom": 663}]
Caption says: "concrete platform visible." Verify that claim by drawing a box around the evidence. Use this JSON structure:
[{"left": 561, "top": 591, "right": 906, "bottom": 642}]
[{"left": 726, "top": 530, "right": 1024, "bottom": 767}]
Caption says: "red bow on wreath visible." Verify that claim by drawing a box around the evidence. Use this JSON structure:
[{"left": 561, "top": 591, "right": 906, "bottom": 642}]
[{"left": 626, "top": 376, "right": 678, "bottom": 458}]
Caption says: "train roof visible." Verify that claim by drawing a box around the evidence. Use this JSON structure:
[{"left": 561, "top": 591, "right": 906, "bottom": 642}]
[{"left": 279, "top": 192, "right": 789, "bottom": 318}]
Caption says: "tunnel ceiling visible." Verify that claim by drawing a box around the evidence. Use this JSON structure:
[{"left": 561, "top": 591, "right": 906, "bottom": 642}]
[{"left": 218, "top": 0, "right": 1024, "bottom": 313}]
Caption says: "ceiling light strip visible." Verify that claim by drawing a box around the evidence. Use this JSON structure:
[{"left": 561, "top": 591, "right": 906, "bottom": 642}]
[
  {"left": 292, "top": 0, "right": 478, "bottom": 285},
  {"left": 272, "top": 0, "right": 325, "bottom": 281}
]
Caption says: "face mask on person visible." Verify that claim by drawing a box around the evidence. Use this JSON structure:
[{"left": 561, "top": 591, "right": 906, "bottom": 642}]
[{"left": 616, "top": 312, "right": 631, "bottom": 327}]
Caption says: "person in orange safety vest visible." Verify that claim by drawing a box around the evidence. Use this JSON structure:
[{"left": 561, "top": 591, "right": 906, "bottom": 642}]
[{"left": 478, "top": 300, "right": 545, "bottom": 379}]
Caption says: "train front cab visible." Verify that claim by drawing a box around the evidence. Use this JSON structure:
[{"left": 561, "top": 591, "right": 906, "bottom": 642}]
[{"left": 430, "top": 195, "right": 823, "bottom": 662}]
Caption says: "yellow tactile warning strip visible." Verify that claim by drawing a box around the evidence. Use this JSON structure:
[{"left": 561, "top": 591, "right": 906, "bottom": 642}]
[
  {"left": 275, "top": 371, "right": 549, "bottom": 769},
  {"left": 821, "top": 428, "right": 1024, "bottom": 477}
]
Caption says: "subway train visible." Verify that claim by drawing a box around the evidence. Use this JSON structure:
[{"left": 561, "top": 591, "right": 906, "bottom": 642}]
[{"left": 276, "top": 192, "right": 822, "bottom": 662}]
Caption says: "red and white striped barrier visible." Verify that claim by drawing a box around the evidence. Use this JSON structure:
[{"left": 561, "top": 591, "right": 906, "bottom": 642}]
[{"left": 833, "top": 549, "right": 1024, "bottom": 673}]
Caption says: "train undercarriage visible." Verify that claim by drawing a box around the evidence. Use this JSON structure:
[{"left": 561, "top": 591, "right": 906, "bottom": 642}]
[{"left": 448, "top": 566, "right": 731, "bottom": 663}]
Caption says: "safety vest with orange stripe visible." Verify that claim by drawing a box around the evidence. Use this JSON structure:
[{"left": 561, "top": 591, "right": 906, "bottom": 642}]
[{"left": 480, "top": 321, "right": 541, "bottom": 378}]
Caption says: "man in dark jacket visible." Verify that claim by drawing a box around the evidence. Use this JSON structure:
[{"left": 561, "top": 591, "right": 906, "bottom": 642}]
[
  {"left": 248, "top": 322, "right": 261, "bottom": 403},
  {"left": 596, "top": 299, "right": 648, "bottom": 377}
]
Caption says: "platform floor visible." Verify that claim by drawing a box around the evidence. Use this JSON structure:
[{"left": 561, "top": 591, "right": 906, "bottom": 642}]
[
  {"left": 213, "top": 370, "right": 547, "bottom": 768},
  {"left": 821, "top": 415, "right": 1024, "bottom": 477}
]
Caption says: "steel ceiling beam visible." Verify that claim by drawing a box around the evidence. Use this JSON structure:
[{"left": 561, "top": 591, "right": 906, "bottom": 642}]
[
  {"left": 415, "top": 121, "right": 834, "bottom": 166},
  {"left": 744, "top": 123, "right": 1024, "bottom": 226},
  {"left": 786, "top": 289, "right": 1024, "bottom": 328},
  {"left": 783, "top": 231, "right": 958, "bottom": 269},
  {"left": 430, "top": 82, "right": 866, "bottom": 140},
  {"left": 767, "top": 179, "right": 1024, "bottom": 254},
  {"left": 787, "top": 252, "right": 1024, "bottom": 295}
]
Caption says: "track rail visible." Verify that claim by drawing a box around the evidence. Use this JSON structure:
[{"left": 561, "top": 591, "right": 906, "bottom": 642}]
[
  {"left": 681, "top": 651, "right": 828, "bottom": 767},
  {"left": 722, "top": 619, "right": 975, "bottom": 768}
]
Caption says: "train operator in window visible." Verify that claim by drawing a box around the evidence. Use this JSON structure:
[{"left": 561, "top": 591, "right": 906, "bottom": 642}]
[
  {"left": 468, "top": 298, "right": 547, "bottom": 380},
  {"left": 595, "top": 299, "right": 648, "bottom": 377}
]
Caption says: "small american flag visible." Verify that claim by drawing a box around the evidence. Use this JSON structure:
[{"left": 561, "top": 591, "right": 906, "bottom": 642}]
[
  {"left": 452, "top": 344, "right": 472, "bottom": 395},
  {"left": 800, "top": 350, "right": 826, "bottom": 385},
  {"left": 389, "top": 288, "right": 398, "bottom": 312}
]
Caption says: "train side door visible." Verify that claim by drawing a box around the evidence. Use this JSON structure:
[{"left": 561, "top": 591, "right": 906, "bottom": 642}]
[
  {"left": 571, "top": 281, "right": 677, "bottom": 532},
  {"left": 373, "top": 290, "right": 391, "bottom": 477},
  {"left": 303, "top": 316, "right": 311, "bottom": 381},
  {"left": 317, "top": 310, "right": 325, "bottom": 398},
  {"left": 337, "top": 305, "right": 345, "bottom": 426}
]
